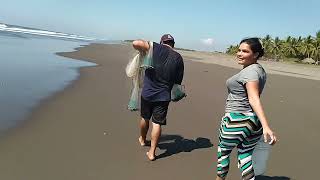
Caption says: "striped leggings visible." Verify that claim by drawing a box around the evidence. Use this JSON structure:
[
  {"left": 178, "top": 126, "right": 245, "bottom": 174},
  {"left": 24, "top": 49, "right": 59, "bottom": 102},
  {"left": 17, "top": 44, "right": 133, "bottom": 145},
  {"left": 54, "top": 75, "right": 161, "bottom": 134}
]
[{"left": 217, "top": 112, "right": 263, "bottom": 180}]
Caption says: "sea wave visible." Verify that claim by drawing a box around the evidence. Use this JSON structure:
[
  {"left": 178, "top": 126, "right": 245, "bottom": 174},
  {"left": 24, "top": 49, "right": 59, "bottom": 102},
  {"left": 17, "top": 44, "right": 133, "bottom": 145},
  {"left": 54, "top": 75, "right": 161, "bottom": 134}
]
[{"left": 0, "top": 23, "right": 97, "bottom": 41}]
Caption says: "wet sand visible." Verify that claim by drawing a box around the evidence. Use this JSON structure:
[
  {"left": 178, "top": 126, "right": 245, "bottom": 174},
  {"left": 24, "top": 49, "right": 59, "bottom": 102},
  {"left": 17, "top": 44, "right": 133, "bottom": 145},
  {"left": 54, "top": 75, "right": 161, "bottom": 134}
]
[{"left": 0, "top": 43, "right": 319, "bottom": 180}]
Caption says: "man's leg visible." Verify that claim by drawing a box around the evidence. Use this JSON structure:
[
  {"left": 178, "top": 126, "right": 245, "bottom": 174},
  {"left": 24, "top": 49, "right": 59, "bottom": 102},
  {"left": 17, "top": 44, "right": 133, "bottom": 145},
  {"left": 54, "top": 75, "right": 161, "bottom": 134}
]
[
  {"left": 147, "top": 122, "right": 161, "bottom": 161},
  {"left": 139, "top": 118, "right": 149, "bottom": 146},
  {"left": 146, "top": 100, "right": 169, "bottom": 161},
  {"left": 139, "top": 97, "right": 152, "bottom": 146}
]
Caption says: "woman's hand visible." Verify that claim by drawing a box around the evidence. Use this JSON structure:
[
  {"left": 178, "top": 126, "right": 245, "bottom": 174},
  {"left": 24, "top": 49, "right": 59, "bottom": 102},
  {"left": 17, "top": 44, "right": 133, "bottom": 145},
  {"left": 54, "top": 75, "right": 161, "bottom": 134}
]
[
  {"left": 246, "top": 81, "right": 278, "bottom": 145},
  {"left": 263, "top": 126, "right": 277, "bottom": 145}
]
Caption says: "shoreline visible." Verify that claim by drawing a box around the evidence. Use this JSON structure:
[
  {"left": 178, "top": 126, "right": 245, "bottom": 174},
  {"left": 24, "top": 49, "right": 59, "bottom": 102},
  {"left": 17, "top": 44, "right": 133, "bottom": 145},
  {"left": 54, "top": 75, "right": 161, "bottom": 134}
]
[
  {"left": 0, "top": 43, "right": 319, "bottom": 179},
  {"left": 0, "top": 39, "right": 94, "bottom": 137}
]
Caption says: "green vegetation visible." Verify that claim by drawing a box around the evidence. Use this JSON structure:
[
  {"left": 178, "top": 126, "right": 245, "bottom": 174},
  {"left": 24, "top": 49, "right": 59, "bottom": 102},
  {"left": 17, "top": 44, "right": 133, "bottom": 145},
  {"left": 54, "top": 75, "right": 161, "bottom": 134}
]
[
  {"left": 175, "top": 47, "right": 195, "bottom": 51},
  {"left": 226, "top": 31, "right": 320, "bottom": 65}
]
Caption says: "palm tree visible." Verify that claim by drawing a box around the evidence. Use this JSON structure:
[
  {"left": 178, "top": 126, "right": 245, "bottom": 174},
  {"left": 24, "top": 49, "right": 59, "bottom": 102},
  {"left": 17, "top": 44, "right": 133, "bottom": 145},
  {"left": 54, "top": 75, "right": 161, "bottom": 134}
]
[
  {"left": 262, "top": 35, "right": 272, "bottom": 56},
  {"left": 316, "top": 30, "right": 320, "bottom": 40},
  {"left": 297, "top": 36, "right": 303, "bottom": 43},
  {"left": 226, "top": 45, "right": 234, "bottom": 54},
  {"left": 313, "top": 31, "right": 320, "bottom": 63},
  {"left": 225, "top": 31, "right": 320, "bottom": 64},
  {"left": 310, "top": 40, "right": 320, "bottom": 63},
  {"left": 226, "top": 44, "right": 239, "bottom": 55},
  {"left": 227, "top": 45, "right": 234, "bottom": 51},
  {"left": 270, "top": 37, "right": 283, "bottom": 61},
  {"left": 283, "top": 36, "right": 299, "bottom": 57},
  {"left": 299, "top": 35, "right": 314, "bottom": 58},
  {"left": 295, "top": 36, "right": 305, "bottom": 58}
]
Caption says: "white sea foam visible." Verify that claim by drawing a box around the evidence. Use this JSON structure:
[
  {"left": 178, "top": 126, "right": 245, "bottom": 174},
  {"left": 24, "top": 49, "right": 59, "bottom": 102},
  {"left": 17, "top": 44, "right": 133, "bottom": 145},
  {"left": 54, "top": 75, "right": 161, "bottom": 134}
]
[{"left": 0, "top": 23, "right": 97, "bottom": 41}]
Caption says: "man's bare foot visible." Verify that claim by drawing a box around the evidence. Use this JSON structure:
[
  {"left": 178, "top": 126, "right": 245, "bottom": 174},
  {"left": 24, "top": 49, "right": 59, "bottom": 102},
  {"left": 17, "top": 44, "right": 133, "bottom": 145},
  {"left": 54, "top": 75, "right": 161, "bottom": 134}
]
[
  {"left": 138, "top": 136, "right": 146, "bottom": 146},
  {"left": 146, "top": 152, "right": 156, "bottom": 161}
]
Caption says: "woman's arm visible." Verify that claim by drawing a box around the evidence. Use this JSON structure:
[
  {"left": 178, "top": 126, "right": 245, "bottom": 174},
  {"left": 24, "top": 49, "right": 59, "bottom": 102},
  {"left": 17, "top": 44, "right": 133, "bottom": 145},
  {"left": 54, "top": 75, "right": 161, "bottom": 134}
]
[
  {"left": 132, "top": 39, "right": 150, "bottom": 53},
  {"left": 246, "top": 81, "right": 277, "bottom": 145}
]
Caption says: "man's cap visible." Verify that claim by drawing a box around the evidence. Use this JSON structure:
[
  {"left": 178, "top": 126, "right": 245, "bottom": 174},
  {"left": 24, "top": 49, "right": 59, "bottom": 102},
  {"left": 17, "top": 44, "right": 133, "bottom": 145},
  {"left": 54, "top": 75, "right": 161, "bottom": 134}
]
[{"left": 160, "top": 34, "right": 175, "bottom": 43}]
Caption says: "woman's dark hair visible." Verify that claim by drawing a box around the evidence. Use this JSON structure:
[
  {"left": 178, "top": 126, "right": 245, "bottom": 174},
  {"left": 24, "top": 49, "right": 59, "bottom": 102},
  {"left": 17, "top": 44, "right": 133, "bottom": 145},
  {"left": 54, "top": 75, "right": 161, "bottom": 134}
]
[
  {"left": 162, "top": 40, "right": 175, "bottom": 48},
  {"left": 240, "top": 37, "right": 264, "bottom": 59}
]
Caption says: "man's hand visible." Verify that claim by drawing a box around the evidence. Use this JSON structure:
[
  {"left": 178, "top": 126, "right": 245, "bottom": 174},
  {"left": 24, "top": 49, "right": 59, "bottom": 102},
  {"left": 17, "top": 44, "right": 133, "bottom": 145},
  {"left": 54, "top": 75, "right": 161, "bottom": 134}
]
[{"left": 132, "top": 40, "right": 150, "bottom": 52}]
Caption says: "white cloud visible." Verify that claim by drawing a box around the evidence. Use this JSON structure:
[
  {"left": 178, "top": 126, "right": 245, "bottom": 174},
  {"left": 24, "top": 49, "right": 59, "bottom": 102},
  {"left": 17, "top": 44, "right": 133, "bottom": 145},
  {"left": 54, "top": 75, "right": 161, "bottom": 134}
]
[{"left": 201, "top": 38, "right": 214, "bottom": 46}]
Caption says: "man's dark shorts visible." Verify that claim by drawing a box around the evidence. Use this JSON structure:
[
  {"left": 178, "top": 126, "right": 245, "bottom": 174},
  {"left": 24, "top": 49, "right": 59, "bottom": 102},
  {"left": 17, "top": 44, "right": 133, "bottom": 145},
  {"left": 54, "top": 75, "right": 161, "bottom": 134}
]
[{"left": 140, "top": 97, "right": 170, "bottom": 125}]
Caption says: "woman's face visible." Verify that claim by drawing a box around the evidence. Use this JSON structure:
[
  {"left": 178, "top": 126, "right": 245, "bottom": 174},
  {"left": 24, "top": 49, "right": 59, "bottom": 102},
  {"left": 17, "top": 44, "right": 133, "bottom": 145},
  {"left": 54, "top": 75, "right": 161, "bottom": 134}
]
[{"left": 236, "top": 42, "right": 258, "bottom": 66}]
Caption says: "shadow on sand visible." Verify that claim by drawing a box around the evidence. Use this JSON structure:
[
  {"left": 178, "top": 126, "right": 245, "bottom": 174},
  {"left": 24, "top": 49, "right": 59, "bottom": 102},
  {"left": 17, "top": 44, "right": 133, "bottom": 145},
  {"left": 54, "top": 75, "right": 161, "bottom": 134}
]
[
  {"left": 156, "top": 134, "right": 213, "bottom": 159},
  {"left": 256, "top": 175, "right": 291, "bottom": 180},
  {"left": 154, "top": 135, "right": 291, "bottom": 180}
]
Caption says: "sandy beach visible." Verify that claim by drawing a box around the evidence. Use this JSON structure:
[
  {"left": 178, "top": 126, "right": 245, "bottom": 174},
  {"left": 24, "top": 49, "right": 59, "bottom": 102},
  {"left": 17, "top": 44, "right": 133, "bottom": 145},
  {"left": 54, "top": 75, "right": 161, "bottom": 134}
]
[{"left": 0, "top": 43, "right": 319, "bottom": 180}]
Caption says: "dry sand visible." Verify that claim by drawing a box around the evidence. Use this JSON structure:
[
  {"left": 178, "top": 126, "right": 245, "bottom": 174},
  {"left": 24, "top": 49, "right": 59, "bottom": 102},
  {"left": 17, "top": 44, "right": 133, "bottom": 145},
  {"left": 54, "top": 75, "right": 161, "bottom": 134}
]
[
  {"left": 0, "top": 43, "right": 319, "bottom": 180},
  {"left": 179, "top": 50, "right": 320, "bottom": 81}
]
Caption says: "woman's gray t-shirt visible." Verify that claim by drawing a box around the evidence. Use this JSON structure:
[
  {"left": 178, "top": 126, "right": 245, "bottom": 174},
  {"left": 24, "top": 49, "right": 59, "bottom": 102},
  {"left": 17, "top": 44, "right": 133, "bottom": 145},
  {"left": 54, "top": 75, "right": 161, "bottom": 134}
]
[{"left": 225, "top": 63, "right": 266, "bottom": 113}]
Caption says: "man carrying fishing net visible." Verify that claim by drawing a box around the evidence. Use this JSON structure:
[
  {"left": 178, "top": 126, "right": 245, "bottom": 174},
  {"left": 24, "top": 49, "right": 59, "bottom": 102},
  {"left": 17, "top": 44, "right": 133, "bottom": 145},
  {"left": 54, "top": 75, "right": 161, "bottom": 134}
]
[{"left": 132, "top": 34, "right": 185, "bottom": 161}]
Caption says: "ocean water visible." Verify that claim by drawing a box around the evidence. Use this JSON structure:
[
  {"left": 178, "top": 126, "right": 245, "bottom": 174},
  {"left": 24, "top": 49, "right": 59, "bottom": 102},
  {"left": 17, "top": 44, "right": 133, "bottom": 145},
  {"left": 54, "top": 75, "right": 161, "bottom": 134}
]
[
  {"left": 0, "top": 33, "right": 96, "bottom": 135},
  {"left": 0, "top": 22, "right": 97, "bottom": 41}
]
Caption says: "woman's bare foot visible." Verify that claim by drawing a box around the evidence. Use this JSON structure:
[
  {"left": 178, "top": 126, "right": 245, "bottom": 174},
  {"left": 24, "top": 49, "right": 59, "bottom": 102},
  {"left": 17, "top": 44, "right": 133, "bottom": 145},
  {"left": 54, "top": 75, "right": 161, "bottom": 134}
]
[
  {"left": 138, "top": 136, "right": 146, "bottom": 146},
  {"left": 215, "top": 176, "right": 225, "bottom": 180},
  {"left": 146, "top": 152, "right": 156, "bottom": 161}
]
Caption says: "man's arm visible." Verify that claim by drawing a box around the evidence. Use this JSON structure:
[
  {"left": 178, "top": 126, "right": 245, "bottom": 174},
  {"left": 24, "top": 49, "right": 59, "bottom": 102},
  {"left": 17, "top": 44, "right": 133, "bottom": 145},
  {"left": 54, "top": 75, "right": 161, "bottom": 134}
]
[
  {"left": 132, "top": 40, "right": 150, "bottom": 53},
  {"left": 175, "top": 56, "right": 184, "bottom": 85}
]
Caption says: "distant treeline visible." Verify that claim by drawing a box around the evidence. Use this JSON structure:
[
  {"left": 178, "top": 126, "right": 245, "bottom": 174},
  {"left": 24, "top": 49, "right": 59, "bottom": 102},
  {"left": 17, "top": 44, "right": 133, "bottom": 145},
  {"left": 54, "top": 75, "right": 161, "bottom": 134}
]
[
  {"left": 175, "top": 47, "right": 195, "bottom": 51},
  {"left": 226, "top": 31, "right": 320, "bottom": 64}
]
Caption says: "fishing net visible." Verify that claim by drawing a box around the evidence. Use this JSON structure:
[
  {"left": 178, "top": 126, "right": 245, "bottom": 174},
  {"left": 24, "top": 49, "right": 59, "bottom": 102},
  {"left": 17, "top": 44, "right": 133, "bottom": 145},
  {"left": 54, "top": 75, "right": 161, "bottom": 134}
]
[{"left": 171, "top": 84, "right": 186, "bottom": 102}]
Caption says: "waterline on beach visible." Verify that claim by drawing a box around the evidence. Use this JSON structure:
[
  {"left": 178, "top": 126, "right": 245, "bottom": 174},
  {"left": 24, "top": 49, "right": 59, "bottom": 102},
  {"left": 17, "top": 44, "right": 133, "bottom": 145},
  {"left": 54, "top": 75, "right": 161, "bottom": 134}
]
[{"left": 0, "top": 35, "right": 96, "bottom": 135}]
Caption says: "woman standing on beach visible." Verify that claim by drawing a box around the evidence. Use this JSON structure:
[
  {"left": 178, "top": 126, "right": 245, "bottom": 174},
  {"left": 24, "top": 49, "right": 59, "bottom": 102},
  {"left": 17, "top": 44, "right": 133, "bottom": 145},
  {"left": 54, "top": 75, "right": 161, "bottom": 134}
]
[{"left": 216, "top": 38, "right": 277, "bottom": 180}]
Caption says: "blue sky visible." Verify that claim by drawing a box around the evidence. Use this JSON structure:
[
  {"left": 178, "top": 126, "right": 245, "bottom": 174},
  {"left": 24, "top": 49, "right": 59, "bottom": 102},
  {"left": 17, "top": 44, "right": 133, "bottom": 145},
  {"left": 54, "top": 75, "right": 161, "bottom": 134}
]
[{"left": 1, "top": 0, "right": 319, "bottom": 51}]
